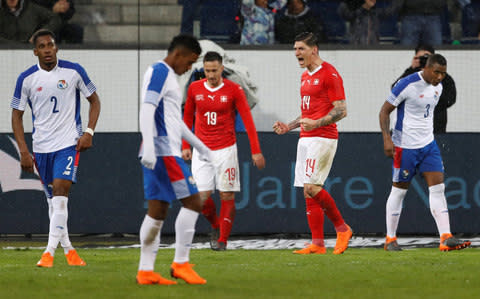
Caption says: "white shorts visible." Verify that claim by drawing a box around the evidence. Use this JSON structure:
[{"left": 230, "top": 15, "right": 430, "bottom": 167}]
[
  {"left": 294, "top": 137, "right": 338, "bottom": 187},
  {"left": 192, "top": 143, "right": 240, "bottom": 192}
]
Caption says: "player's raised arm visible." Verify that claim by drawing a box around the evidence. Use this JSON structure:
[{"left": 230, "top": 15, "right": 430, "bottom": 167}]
[{"left": 379, "top": 101, "right": 396, "bottom": 158}]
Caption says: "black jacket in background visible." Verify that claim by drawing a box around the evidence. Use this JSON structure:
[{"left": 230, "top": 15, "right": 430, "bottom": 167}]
[
  {"left": 392, "top": 67, "right": 456, "bottom": 133},
  {"left": 275, "top": 6, "right": 327, "bottom": 44}
]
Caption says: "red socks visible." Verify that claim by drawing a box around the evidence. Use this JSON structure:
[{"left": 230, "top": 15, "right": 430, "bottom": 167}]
[
  {"left": 218, "top": 199, "right": 236, "bottom": 243},
  {"left": 305, "top": 197, "right": 325, "bottom": 247},
  {"left": 202, "top": 197, "right": 219, "bottom": 229},
  {"left": 314, "top": 189, "right": 347, "bottom": 232}
]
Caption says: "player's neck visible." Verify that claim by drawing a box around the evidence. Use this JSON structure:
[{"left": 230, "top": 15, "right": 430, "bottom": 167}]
[
  {"left": 39, "top": 60, "right": 57, "bottom": 72},
  {"left": 207, "top": 78, "right": 223, "bottom": 89},
  {"left": 307, "top": 57, "right": 323, "bottom": 72}
]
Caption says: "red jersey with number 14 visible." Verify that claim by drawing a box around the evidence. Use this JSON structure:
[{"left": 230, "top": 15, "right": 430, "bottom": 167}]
[
  {"left": 182, "top": 78, "right": 261, "bottom": 154},
  {"left": 300, "top": 61, "right": 345, "bottom": 139}
]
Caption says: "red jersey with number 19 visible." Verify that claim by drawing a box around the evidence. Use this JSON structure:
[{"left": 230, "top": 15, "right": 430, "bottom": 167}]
[
  {"left": 183, "top": 78, "right": 261, "bottom": 154},
  {"left": 300, "top": 62, "right": 345, "bottom": 139}
]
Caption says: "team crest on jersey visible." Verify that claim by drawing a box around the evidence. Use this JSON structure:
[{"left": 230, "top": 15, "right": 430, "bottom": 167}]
[
  {"left": 313, "top": 79, "right": 320, "bottom": 85},
  {"left": 57, "top": 80, "right": 68, "bottom": 89},
  {"left": 195, "top": 94, "right": 204, "bottom": 101},
  {"left": 220, "top": 96, "right": 228, "bottom": 102},
  {"left": 402, "top": 169, "right": 409, "bottom": 179}
]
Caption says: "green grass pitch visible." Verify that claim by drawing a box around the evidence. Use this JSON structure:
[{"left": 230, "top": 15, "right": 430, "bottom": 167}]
[{"left": 1, "top": 247, "right": 479, "bottom": 298}]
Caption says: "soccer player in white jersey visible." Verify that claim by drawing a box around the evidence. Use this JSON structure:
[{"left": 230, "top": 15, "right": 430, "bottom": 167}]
[
  {"left": 273, "top": 32, "right": 353, "bottom": 255},
  {"left": 10, "top": 29, "right": 101, "bottom": 267},
  {"left": 136, "top": 34, "right": 212, "bottom": 285},
  {"left": 379, "top": 54, "right": 471, "bottom": 252},
  {"left": 182, "top": 51, "right": 266, "bottom": 251}
]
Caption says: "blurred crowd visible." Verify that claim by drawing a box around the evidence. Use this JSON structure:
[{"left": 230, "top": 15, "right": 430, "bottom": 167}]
[{"left": 182, "top": 0, "right": 480, "bottom": 46}]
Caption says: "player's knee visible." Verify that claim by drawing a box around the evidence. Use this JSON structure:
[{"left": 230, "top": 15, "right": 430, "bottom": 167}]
[{"left": 304, "top": 185, "right": 321, "bottom": 198}]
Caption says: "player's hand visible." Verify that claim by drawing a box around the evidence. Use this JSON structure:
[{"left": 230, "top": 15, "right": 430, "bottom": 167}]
[
  {"left": 383, "top": 138, "right": 395, "bottom": 158},
  {"left": 272, "top": 121, "right": 289, "bottom": 135},
  {"left": 299, "top": 118, "right": 318, "bottom": 131},
  {"left": 252, "top": 153, "right": 265, "bottom": 170},
  {"left": 141, "top": 148, "right": 157, "bottom": 170},
  {"left": 20, "top": 152, "right": 34, "bottom": 173},
  {"left": 76, "top": 134, "right": 93, "bottom": 152},
  {"left": 182, "top": 148, "right": 192, "bottom": 160}
]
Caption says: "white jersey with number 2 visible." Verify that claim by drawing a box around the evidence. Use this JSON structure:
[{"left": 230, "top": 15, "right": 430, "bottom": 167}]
[{"left": 11, "top": 60, "right": 96, "bottom": 153}]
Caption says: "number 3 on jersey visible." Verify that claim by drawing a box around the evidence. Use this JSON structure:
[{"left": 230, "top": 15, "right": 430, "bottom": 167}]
[{"left": 204, "top": 111, "right": 217, "bottom": 125}]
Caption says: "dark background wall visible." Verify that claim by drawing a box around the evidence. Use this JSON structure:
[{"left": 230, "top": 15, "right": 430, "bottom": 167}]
[{"left": 0, "top": 133, "right": 478, "bottom": 235}]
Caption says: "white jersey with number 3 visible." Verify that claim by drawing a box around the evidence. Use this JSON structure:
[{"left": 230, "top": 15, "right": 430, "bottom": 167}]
[
  {"left": 11, "top": 60, "right": 96, "bottom": 153},
  {"left": 387, "top": 71, "right": 442, "bottom": 149}
]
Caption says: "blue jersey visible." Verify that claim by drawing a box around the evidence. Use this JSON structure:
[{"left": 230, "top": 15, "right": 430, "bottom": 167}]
[
  {"left": 387, "top": 72, "right": 442, "bottom": 149},
  {"left": 11, "top": 60, "right": 96, "bottom": 153}
]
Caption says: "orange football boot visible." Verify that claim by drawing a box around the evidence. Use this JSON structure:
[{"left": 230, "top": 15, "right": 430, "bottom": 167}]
[
  {"left": 333, "top": 224, "right": 353, "bottom": 255},
  {"left": 170, "top": 262, "right": 206, "bottom": 284},
  {"left": 439, "top": 233, "right": 471, "bottom": 252},
  {"left": 37, "top": 252, "right": 54, "bottom": 268},
  {"left": 65, "top": 249, "right": 87, "bottom": 266},
  {"left": 293, "top": 243, "right": 327, "bottom": 254},
  {"left": 136, "top": 270, "right": 177, "bottom": 285}
]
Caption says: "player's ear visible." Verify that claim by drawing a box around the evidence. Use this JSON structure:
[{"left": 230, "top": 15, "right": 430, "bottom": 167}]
[{"left": 33, "top": 48, "right": 39, "bottom": 57}]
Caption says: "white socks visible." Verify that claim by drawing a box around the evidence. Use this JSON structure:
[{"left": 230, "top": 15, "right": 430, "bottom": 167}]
[
  {"left": 429, "top": 183, "right": 451, "bottom": 236},
  {"left": 138, "top": 214, "right": 163, "bottom": 271},
  {"left": 173, "top": 207, "right": 199, "bottom": 264},
  {"left": 46, "top": 196, "right": 68, "bottom": 256},
  {"left": 47, "top": 197, "right": 73, "bottom": 254},
  {"left": 386, "top": 186, "right": 407, "bottom": 238}
]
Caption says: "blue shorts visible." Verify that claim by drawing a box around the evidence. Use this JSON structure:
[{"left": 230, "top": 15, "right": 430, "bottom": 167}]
[
  {"left": 392, "top": 140, "right": 444, "bottom": 183},
  {"left": 34, "top": 145, "right": 79, "bottom": 198},
  {"left": 142, "top": 156, "right": 198, "bottom": 203}
]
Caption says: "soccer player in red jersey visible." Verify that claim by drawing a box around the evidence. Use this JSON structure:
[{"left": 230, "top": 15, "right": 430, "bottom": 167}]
[
  {"left": 273, "top": 32, "right": 352, "bottom": 255},
  {"left": 182, "top": 51, "right": 266, "bottom": 250}
]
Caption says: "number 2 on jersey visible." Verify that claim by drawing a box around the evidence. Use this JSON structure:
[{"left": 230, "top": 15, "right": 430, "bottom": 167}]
[
  {"left": 50, "top": 96, "right": 59, "bottom": 113},
  {"left": 204, "top": 111, "right": 217, "bottom": 125}
]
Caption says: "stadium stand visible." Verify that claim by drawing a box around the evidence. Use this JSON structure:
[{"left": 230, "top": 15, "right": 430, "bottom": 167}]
[{"left": 71, "top": 0, "right": 181, "bottom": 45}]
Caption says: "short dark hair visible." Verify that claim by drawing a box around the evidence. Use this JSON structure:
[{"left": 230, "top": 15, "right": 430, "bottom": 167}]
[
  {"left": 426, "top": 54, "right": 447, "bottom": 67},
  {"left": 294, "top": 32, "right": 318, "bottom": 48},
  {"left": 31, "top": 29, "right": 56, "bottom": 46},
  {"left": 415, "top": 44, "right": 435, "bottom": 54},
  {"left": 167, "top": 34, "right": 201, "bottom": 55},
  {"left": 203, "top": 51, "right": 223, "bottom": 64}
]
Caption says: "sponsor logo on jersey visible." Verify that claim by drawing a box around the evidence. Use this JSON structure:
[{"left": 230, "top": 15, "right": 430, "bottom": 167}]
[
  {"left": 420, "top": 94, "right": 424, "bottom": 98},
  {"left": 36, "top": 87, "right": 43, "bottom": 92},
  {"left": 195, "top": 94, "right": 204, "bottom": 101},
  {"left": 220, "top": 96, "right": 228, "bottom": 102},
  {"left": 208, "top": 95, "right": 215, "bottom": 101},
  {"left": 57, "top": 80, "right": 68, "bottom": 89}
]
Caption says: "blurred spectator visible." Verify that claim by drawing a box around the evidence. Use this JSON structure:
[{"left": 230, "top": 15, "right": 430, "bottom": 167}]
[
  {"left": 33, "top": 0, "right": 83, "bottom": 43},
  {"left": 0, "top": 0, "right": 61, "bottom": 43},
  {"left": 392, "top": 45, "right": 456, "bottom": 133},
  {"left": 338, "top": 0, "right": 395, "bottom": 45},
  {"left": 180, "top": 0, "right": 202, "bottom": 35},
  {"left": 240, "top": 0, "right": 287, "bottom": 45},
  {"left": 391, "top": 0, "right": 447, "bottom": 46},
  {"left": 275, "top": 0, "right": 327, "bottom": 44}
]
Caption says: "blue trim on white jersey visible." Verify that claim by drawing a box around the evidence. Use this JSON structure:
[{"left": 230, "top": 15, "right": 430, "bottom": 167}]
[
  {"left": 58, "top": 60, "right": 96, "bottom": 94},
  {"left": 147, "top": 63, "right": 169, "bottom": 94},
  {"left": 391, "top": 73, "right": 421, "bottom": 97},
  {"left": 154, "top": 99, "right": 167, "bottom": 136},
  {"left": 395, "top": 102, "right": 405, "bottom": 131},
  {"left": 12, "top": 65, "right": 39, "bottom": 110},
  {"left": 75, "top": 89, "right": 82, "bottom": 136}
]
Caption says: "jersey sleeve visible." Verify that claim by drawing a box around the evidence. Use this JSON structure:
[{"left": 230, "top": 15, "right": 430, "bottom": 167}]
[
  {"left": 142, "top": 64, "right": 169, "bottom": 107},
  {"left": 387, "top": 78, "right": 409, "bottom": 107},
  {"left": 326, "top": 71, "right": 345, "bottom": 102},
  {"left": 234, "top": 85, "right": 261, "bottom": 155},
  {"left": 10, "top": 74, "right": 30, "bottom": 111},
  {"left": 74, "top": 63, "right": 96, "bottom": 98},
  {"left": 182, "top": 85, "right": 196, "bottom": 150}
]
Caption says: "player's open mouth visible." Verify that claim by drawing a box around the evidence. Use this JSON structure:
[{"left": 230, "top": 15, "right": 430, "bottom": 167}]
[{"left": 298, "top": 58, "right": 304, "bottom": 63}]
